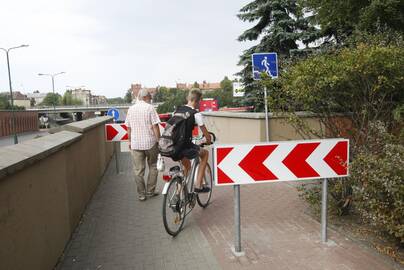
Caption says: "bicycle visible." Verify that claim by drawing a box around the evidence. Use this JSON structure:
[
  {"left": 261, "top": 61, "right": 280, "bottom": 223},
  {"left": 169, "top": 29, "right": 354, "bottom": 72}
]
[{"left": 161, "top": 132, "right": 216, "bottom": 236}]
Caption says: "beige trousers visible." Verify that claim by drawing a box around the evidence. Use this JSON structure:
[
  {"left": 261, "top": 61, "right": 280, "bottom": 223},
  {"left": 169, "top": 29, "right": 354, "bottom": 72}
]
[{"left": 131, "top": 143, "right": 159, "bottom": 195}]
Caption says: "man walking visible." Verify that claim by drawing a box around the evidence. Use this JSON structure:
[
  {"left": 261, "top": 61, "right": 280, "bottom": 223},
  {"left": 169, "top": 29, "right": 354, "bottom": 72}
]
[{"left": 125, "top": 89, "right": 161, "bottom": 201}]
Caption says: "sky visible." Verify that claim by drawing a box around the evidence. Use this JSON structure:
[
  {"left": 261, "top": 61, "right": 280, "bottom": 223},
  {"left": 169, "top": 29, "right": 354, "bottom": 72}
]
[{"left": 0, "top": 0, "right": 254, "bottom": 98}]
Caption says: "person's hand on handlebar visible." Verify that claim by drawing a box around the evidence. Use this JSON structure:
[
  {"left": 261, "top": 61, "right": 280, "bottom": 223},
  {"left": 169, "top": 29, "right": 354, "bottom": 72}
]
[
  {"left": 200, "top": 125, "right": 212, "bottom": 145},
  {"left": 200, "top": 141, "right": 212, "bottom": 147}
]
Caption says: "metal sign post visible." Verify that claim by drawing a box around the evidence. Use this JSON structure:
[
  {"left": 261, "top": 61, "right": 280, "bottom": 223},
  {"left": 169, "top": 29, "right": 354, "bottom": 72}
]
[
  {"left": 234, "top": 185, "right": 242, "bottom": 254},
  {"left": 263, "top": 86, "right": 269, "bottom": 142},
  {"left": 321, "top": 178, "right": 328, "bottom": 243},
  {"left": 114, "top": 141, "right": 120, "bottom": 174}
]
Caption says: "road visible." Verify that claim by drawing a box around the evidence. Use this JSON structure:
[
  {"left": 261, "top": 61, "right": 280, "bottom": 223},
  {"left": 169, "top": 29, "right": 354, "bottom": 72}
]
[{"left": 0, "top": 130, "right": 50, "bottom": 147}]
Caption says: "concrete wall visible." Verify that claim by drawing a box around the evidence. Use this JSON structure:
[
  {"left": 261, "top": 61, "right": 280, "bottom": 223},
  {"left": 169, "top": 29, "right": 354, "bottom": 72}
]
[
  {"left": 0, "top": 116, "right": 114, "bottom": 270},
  {"left": 0, "top": 111, "right": 39, "bottom": 137},
  {"left": 202, "top": 111, "right": 323, "bottom": 144}
]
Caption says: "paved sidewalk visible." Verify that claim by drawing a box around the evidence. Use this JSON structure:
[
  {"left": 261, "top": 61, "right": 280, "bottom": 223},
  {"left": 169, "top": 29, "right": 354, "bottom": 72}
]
[
  {"left": 193, "top": 183, "right": 400, "bottom": 270},
  {"left": 56, "top": 151, "right": 219, "bottom": 270},
  {"left": 56, "top": 151, "right": 400, "bottom": 270}
]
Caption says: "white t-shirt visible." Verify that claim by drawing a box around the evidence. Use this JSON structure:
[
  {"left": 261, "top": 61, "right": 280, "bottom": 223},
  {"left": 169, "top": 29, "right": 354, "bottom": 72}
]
[{"left": 186, "top": 105, "right": 204, "bottom": 126}]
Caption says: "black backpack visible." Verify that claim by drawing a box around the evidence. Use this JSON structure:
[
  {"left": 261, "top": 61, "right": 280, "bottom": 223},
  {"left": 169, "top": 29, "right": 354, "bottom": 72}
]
[{"left": 159, "top": 109, "right": 196, "bottom": 158}]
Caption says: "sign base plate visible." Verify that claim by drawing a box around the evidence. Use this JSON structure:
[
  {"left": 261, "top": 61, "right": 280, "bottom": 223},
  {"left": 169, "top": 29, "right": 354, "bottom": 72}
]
[{"left": 231, "top": 246, "right": 245, "bottom": 257}]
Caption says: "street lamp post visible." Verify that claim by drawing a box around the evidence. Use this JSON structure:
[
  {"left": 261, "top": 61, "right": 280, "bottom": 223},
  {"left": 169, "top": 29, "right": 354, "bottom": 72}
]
[
  {"left": 38, "top": 71, "right": 65, "bottom": 119},
  {"left": 0, "top": 44, "right": 29, "bottom": 144}
]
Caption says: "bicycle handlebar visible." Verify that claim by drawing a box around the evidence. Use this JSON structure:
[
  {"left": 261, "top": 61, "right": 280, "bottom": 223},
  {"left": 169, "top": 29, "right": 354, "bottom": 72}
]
[
  {"left": 199, "top": 132, "right": 216, "bottom": 148},
  {"left": 209, "top": 132, "right": 216, "bottom": 142}
]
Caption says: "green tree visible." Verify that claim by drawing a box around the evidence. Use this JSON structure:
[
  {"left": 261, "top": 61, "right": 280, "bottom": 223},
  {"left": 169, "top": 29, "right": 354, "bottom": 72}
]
[
  {"left": 41, "top": 93, "right": 62, "bottom": 107},
  {"left": 237, "top": 0, "right": 319, "bottom": 111},
  {"left": 267, "top": 42, "right": 404, "bottom": 141},
  {"left": 203, "top": 76, "right": 239, "bottom": 108},
  {"left": 153, "top": 86, "right": 169, "bottom": 103},
  {"left": 304, "top": 0, "right": 404, "bottom": 43},
  {"left": 220, "top": 76, "right": 233, "bottom": 92},
  {"left": 157, "top": 88, "right": 188, "bottom": 113},
  {"left": 0, "top": 94, "right": 10, "bottom": 109},
  {"left": 124, "top": 89, "right": 132, "bottom": 103}
]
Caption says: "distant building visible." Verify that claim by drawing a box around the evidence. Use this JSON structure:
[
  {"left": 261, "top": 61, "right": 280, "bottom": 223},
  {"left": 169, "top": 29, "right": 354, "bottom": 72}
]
[
  {"left": 91, "top": 95, "right": 107, "bottom": 105},
  {"left": 0, "top": 91, "right": 31, "bottom": 108},
  {"left": 130, "top": 84, "right": 157, "bottom": 100},
  {"left": 176, "top": 81, "right": 221, "bottom": 91},
  {"left": 67, "top": 88, "right": 107, "bottom": 106},
  {"left": 176, "top": 83, "right": 188, "bottom": 89},
  {"left": 200, "top": 81, "right": 221, "bottom": 91},
  {"left": 70, "top": 88, "right": 92, "bottom": 106},
  {"left": 26, "top": 91, "right": 48, "bottom": 106}
]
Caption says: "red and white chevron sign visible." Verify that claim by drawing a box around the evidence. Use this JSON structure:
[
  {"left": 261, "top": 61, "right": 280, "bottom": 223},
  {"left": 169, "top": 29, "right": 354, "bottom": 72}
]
[
  {"left": 105, "top": 122, "right": 168, "bottom": 142},
  {"left": 105, "top": 124, "right": 128, "bottom": 142},
  {"left": 214, "top": 139, "right": 349, "bottom": 186}
]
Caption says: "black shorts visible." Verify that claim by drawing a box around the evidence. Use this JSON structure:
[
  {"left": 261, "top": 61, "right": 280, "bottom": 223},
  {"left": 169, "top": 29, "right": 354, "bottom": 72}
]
[{"left": 172, "top": 144, "right": 200, "bottom": 161}]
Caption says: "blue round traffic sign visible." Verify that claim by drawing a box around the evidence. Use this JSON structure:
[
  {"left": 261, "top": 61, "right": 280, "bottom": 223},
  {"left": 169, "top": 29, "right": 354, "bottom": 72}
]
[{"left": 107, "top": 108, "right": 120, "bottom": 121}]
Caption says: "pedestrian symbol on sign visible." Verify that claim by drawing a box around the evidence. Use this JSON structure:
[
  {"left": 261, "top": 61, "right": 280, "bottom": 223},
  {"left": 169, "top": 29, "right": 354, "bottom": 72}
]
[
  {"left": 252, "top": 53, "right": 278, "bottom": 80},
  {"left": 261, "top": 57, "right": 271, "bottom": 76}
]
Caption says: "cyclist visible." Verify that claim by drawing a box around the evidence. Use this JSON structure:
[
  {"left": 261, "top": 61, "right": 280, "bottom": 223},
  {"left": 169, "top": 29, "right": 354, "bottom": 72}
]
[{"left": 172, "top": 89, "right": 212, "bottom": 193}]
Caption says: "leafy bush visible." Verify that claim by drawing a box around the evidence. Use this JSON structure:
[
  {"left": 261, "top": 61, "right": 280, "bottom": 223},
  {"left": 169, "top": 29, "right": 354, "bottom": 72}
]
[
  {"left": 350, "top": 122, "right": 404, "bottom": 243},
  {"left": 267, "top": 41, "right": 404, "bottom": 141},
  {"left": 265, "top": 38, "right": 404, "bottom": 242}
]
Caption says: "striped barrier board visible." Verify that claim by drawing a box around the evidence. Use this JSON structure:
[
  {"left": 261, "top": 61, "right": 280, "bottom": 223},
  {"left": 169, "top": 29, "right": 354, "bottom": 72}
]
[{"left": 214, "top": 139, "right": 349, "bottom": 186}]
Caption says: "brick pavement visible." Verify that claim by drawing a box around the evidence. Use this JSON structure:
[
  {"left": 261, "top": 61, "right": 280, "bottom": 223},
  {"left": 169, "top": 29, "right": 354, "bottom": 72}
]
[
  {"left": 56, "top": 147, "right": 400, "bottom": 270},
  {"left": 56, "top": 151, "right": 220, "bottom": 270},
  {"left": 193, "top": 183, "right": 400, "bottom": 270}
]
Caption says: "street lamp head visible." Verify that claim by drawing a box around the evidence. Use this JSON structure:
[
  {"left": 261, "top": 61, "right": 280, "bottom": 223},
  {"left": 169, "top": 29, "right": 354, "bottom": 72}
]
[
  {"left": 52, "top": 71, "right": 66, "bottom": 77},
  {"left": 1, "top": 44, "right": 29, "bottom": 52},
  {"left": 38, "top": 73, "right": 45, "bottom": 76}
]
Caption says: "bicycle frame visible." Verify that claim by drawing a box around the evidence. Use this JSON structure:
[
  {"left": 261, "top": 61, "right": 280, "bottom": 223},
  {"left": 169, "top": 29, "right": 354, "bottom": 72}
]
[{"left": 162, "top": 157, "right": 199, "bottom": 197}]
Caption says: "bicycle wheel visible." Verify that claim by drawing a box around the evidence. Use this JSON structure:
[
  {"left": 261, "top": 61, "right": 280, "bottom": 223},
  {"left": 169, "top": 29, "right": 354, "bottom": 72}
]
[
  {"left": 197, "top": 163, "right": 213, "bottom": 208},
  {"left": 162, "top": 177, "right": 187, "bottom": 236}
]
